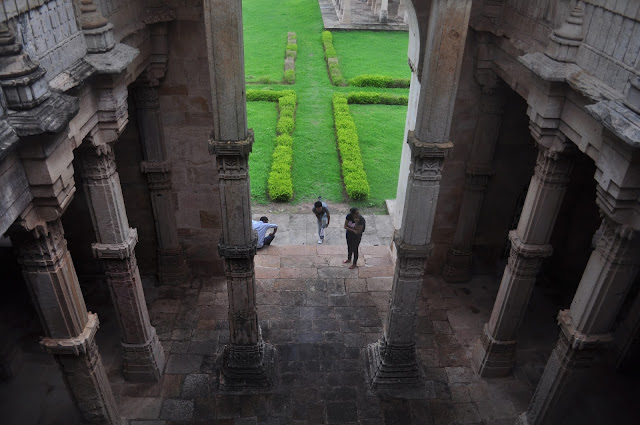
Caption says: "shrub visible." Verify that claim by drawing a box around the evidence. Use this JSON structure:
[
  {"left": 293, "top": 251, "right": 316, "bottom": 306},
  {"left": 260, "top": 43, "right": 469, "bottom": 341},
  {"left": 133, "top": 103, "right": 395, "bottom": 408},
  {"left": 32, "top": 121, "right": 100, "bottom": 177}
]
[
  {"left": 321, "top": 31, "right": 345, "bottom": 86},
  {"left": 286, "top": 50, "right": 297, "bottom": 59},
  {"left": 247, "top": 90, "right": 297, "bottom": 202},
  {"left": 276, "top": 116, "right": 294, "bottom": 135},
  {"left": 349, "top": 74, "right": 411, "bottom": 88},
  {"left": 284, "top": 69, "right": 295, "bottom": 84},
  {"left": 268, "top": 145, "right": 294, "bottom": 201},
  {"left": 331, "top": 93, "right": 370, "bottom": 200},
  {"left": 286, "top": 43, "right": 297, "bottom": 52},
  {"left": 346, "top": 91, "right": 409, "bottom": 105}
]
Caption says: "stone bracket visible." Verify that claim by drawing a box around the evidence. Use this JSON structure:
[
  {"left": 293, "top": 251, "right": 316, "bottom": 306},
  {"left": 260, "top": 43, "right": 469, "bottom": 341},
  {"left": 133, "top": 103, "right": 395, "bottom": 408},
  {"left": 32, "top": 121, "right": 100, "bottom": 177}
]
[
  {"left": 218, "top": 241, "right": 257, "bottom": 259},
  {"left": 509, "top": 230, "right": 553, "bottom": 258},
  {"left": 141, "top": 160, "right": 171, "bottom": 174},
  {"left": 209, "top": 130, "right": 255, "bottom": 157},
  {"left": 407, "top": 131, "right": 453, "bottom": 159},
  {"left": 85, "top": 44, "right": 139, "bottom": 75},
  {"left": 6, "top": 93, "right": 79, "bottom": 137},
  {"left": 41, "top": 313, "right": 99, "bottom": 355},
  {"left": 557, "top": 310, "right": 614, "bottom": 350},
  {"left": 92, "top": 228, "right": 138, "bottom": 259}
]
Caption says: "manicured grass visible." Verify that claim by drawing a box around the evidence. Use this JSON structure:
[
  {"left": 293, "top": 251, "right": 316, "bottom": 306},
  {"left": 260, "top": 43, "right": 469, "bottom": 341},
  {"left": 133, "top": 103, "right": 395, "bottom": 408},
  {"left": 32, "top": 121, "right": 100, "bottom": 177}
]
[
  {"left": 248, "top": 102, "right": 278, "bottom": 203},
  {"left": 243, "top": 0, "right": 411, "bottom": 206},
  {"left": 331, "top": 31, "right": 411, "bottom": 80},
  {"left": 350, "top": 104, "right": 407, "bottom": 204}
]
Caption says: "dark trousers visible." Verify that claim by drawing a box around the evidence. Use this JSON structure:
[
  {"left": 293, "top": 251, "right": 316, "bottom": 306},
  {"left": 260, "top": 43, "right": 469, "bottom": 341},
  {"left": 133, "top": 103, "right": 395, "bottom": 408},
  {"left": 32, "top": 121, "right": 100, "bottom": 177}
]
[
  {"left": 346, "top": 234, "right": 361, "bottom": 264},
  {"left": 264, "top": 233, "right": 275, "bottom": 246}
]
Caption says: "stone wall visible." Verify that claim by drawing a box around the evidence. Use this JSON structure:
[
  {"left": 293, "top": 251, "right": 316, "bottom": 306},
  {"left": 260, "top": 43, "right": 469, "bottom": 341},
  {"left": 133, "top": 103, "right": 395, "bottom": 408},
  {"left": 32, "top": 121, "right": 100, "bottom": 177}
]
[
  {"left": 501, "top": 0, "right": 573, "bottom": 50},
  {"left": 11, "top": 0, "right": 86, "bottom": 83},
  {"left": 157, "top": 1, "right": 224, "bottom": 276},
  {"left": 577, "top": 0, "right": 640, "bottom": 94}
]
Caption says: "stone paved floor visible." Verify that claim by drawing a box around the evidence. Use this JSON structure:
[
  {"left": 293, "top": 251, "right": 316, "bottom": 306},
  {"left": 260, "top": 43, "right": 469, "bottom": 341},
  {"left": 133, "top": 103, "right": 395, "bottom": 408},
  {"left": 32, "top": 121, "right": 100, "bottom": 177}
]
[{"left": 112, "top": 242, "right": 531, "bottom": 425}]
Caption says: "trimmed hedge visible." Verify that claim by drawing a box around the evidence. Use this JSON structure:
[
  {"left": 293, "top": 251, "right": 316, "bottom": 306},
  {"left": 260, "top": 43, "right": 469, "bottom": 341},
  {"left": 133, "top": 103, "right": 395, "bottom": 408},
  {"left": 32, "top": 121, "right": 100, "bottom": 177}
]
[
  {"left": 346, "top": 91, "right": 408, "bottom": 105},
  {"left": 248, "top": 90, "right": 297, "bottom": 201},
  {"left": 321, "top": 31, "right": 345, "bottom": 86},
  {"left": 332, "top": 93, "right": 370, "bottom": 200},
  {"left": 283, "top": 32, "right": 297, "bottom": 84},
  {"left": 349, "top": 74, "right": 410, "bottom": 88}
]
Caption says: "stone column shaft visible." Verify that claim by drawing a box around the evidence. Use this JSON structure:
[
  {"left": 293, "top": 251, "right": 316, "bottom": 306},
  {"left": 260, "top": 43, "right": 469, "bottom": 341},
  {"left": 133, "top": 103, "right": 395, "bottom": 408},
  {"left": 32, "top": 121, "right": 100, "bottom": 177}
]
[
  {"left": 443, "top": 87, "right": 505, "bottom": 282},
  {"left": 204, "top": 0, "right": 274, "bottom": 391},
  {"left": 135, "top": 86, "right": 188, "bottom": 284},
  {"left": 78, "top": 145, "right": 165, "bottom": 382},
  {"left": 474, "top": 142, "right": 574, "bottom": 377},
  {"left": 367, "top": 135, "right": 452, "bottom": 389},
  {"left": 367, "top": 0, "right": 472, "bottom": 391},
  {"left": 517, "top": 216, "right": 640, "bottom": 425},
  {"left": 11, "top": 219, "right": 120, "bottom": 424}
]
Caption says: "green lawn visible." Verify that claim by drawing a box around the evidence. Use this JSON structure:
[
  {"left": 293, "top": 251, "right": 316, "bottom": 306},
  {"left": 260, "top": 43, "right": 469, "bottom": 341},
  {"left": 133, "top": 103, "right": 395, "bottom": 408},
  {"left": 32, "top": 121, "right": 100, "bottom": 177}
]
[
  {"left": 243, "top": 0, "right": 411, "bottom": 206},
  {"left": 248, "top": 102, "right": 278, "bottom": 203},
  {"left": 331, "top": 31, "right": 411, "bottom": 80},
  {"left": 350, "top": 104, "right": 407, "bottom": 204}
]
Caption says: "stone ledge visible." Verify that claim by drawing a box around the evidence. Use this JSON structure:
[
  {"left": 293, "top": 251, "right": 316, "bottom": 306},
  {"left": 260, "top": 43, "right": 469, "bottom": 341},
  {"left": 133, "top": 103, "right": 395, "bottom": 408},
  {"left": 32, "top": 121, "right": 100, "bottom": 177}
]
[
  {"left": 92, "top": 228, "right": 138, "bottom": 259},
  {"left": 85, "top": 43, "right": 139, "bottom": 75},
  {"left": 6, "top": 93, "right": 79, "bottom": 137}
]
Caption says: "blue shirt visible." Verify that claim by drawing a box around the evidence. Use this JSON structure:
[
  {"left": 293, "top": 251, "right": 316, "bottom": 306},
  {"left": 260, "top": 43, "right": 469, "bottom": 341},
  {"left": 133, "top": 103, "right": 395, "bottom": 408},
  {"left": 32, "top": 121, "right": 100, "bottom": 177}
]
[{"left": 252, "top": 220, "right": 278, "bottom": 248}]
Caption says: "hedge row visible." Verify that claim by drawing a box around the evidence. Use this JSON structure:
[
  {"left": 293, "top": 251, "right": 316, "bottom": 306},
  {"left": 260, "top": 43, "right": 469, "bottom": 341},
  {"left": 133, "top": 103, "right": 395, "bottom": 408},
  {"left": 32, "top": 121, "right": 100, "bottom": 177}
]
[
  {"left": 247, "top": 90, "right": 297, "bottom": 201},
  {"left": 346, "top": 91, "right": 408, "bottom": 105},
  {"left": 284, "top": 32, "right": 297, "bottom": 84},
  {"left": 321, "top": 31, "right": 345, "bottom": 86},
  {"left": 349, "top": 74, "right": 410, "bottom": 88},
  {"left": 269, "top": 92, "right": 297, "bottom": 201},
  {"left": 332, "top": 93, "right": 370, "bottom": 200}
]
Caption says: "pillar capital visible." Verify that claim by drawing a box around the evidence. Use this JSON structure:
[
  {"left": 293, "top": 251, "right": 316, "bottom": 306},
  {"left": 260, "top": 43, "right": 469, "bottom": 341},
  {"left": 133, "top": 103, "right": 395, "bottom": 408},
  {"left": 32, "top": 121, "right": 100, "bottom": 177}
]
[{"left": 77, "top": 142, "right": 117, "bottom": 180}]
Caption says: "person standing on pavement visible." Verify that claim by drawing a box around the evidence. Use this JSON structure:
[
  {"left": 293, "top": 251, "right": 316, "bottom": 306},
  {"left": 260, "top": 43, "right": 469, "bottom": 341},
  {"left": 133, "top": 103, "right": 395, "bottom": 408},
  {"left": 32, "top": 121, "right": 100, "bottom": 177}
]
[
  {"left": 252, "top": 216, "right": 278, "bottom": 249},
  {"left": 343, "top": 207, "right": 365, "bottom": 269},
  {"left": 312, "top": 197, "right": 331, "bottom": 244}
]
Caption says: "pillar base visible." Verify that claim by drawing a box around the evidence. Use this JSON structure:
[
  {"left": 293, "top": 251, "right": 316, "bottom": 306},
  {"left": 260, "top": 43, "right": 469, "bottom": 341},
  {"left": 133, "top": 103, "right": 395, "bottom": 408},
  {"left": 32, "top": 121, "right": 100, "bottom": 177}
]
[
  {"left": 472, "top": 324, "right": 516, "bottom": 377},
  {"left": 157, "top": 248, "right": 189, "bottom": 285},
  {"left": 217, "top": 341, "right": 276, "bottom": 393},
  {"left": 366, "top": 340, "right": 423, "bottom": 389},
  {"left": 442, "top": 248, "right": 473, "bottom": 283},
  {"left": 122, "top": 329, "right": 166, "bottom": 382},
  {"left": 515, "top": 412, "right": 529, "bottom": 425}
]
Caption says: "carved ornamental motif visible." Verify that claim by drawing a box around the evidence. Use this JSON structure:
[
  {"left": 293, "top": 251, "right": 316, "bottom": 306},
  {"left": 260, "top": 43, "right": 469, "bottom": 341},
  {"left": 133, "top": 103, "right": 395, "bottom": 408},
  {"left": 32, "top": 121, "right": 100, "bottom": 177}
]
[{"left": 77, "top": 144, "right": 117, "bottom": 181}]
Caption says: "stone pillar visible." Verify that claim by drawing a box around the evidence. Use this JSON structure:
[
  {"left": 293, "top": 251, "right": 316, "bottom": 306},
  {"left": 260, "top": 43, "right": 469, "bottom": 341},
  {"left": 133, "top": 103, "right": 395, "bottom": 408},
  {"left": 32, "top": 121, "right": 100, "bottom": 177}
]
[
  {"left": 203, "top": 0, "right": 274, "bottom": 391},
  {"left": 516, "top": 215, "right": 640, "bottom": 425},
  {"left": 442, "top": 72, "right": 505, "bottom": 283},
  {"left": 367, "top": 135, "right": 452, "bottom": 389},
  {"left": 10, "top": 219, "right": 120, "bottom": 424},
  {"left": 473, "top": 139, "right": 574, "bottom": 377},
  {"left": 77, "top": 143, "right": 165, "bottom": 382},
  {"left": 341, "top": 0, "right": 352, "bottom": 24},
  {"left": 379, "top": 0, "right": 388, "bottom": 23},
  {"left": 134, "top": 85, "right": 188, "bottom": 285},
  {"left": 367, "top": 0, "right": 472, "bottom": 390}
]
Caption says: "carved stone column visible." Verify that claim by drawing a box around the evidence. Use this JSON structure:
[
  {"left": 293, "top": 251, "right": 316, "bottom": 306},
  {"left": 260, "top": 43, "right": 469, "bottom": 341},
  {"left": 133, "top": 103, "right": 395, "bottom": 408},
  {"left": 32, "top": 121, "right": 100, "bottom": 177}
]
[
  {"left": 517, "top": 215, "right": 640, "bottom": 425},
  {"left": 367, "top": 135, "right": 452, "bottom": 389},
  {"left": 368, "top": 0, "right": 472, "bottom": 390},
  {"left": 10, "top": 219, "right": 120, "bottom": 424},
  {"left": 473, "top": 138, "right": 574, "bottom": 377},
  {"left": 134, "top": 85, "right": 188, "bottom": 285},
  {"left": 204, "top": 0, "right": 274, "bottom": 391},
  {"left": 443, "top": 72, "right": 505, "bottom": 283},
  {"left": 77, "top": 143, "right": 165, "bottom": 382}
]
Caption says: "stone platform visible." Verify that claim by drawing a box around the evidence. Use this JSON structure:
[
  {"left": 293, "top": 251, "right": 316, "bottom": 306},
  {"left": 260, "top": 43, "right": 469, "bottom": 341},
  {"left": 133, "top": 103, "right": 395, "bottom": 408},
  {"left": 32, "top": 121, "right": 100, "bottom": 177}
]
[{"left": 319, "top": 0, "right": 408, "bottom": 31}]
